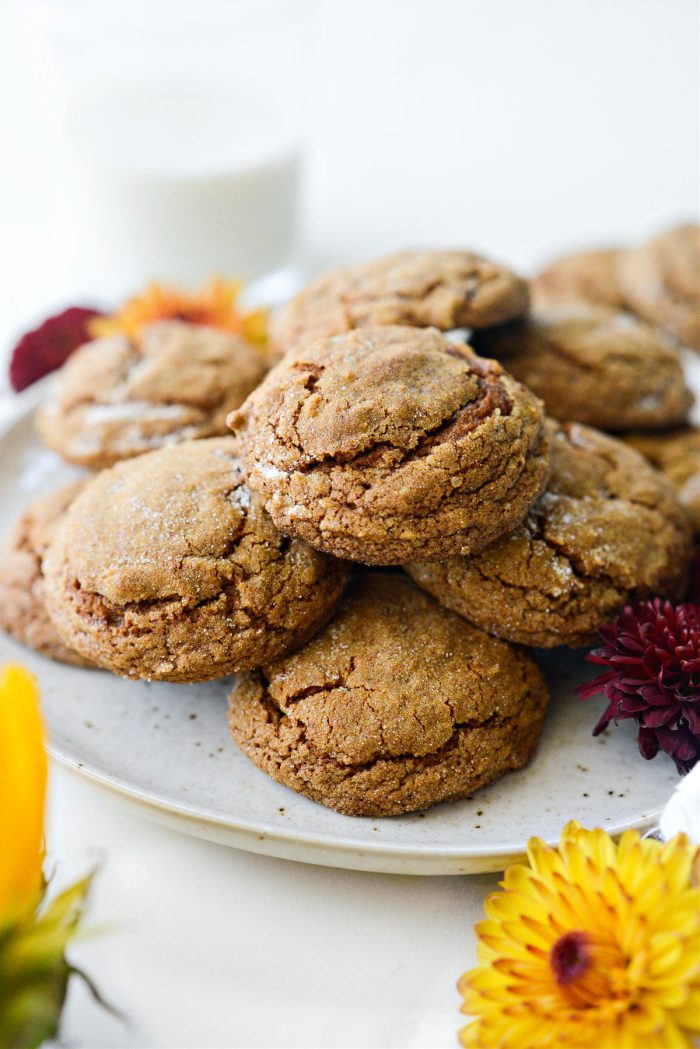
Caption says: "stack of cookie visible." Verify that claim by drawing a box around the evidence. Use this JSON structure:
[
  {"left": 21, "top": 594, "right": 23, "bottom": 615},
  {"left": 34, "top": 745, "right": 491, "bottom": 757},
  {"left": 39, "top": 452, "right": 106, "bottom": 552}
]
[
  {"left": 1, "top": 236, "right": 696, "bottom": 818},
  {"left": 531, "top": 223, "right": 700, "bottom": 531}
]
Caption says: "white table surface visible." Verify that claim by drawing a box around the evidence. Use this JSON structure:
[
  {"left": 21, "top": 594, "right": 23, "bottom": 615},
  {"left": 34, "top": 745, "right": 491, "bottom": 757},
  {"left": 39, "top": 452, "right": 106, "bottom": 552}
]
[{"left": 0, "top": 2, "right": 698, "bottom": 1046}]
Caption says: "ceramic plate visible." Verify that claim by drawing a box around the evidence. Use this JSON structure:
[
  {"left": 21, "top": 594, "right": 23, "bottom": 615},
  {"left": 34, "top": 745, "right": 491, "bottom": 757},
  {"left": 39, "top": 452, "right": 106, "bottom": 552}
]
[{"left": 1, "top": 373, "right": 696, "bottom": 876}]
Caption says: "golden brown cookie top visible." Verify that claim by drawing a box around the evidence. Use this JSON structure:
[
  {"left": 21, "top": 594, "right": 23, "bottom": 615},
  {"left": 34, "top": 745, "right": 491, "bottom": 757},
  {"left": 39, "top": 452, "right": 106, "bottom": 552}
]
[
  {"left": 233, "top": 326, "right": 509, "bottom": 468},
  {"left": 472, "top": 302, "right": 693, "bottom": 432},
  {"left": 43, "top": 438, "right": 349, "bottom": 681},
  {"left": 533, "top": 247, "right": 625, "bottom": 309},
  {"left": 270, "top": 249, "right": 530, "bottom": 354},
  {"left": 531, "top": 422, "right": 691, "bottom": 592},
  {"left": 408, "top": 421, "right": 692, "bottom": 647},
  {"left": 56, "top": 437, "right": 253, "bottom": 605},
  {"left": 36, "top": 320, "right": 269, "bottom": 469},
  {"left": 618, "top": 223, "right": 700, "bottom": 350},
  {"left": 249, "top": 572, "right": 545, "bottom": 766},
  {"left": 229, "top": 326, "right": 550, "bottom": 563}
]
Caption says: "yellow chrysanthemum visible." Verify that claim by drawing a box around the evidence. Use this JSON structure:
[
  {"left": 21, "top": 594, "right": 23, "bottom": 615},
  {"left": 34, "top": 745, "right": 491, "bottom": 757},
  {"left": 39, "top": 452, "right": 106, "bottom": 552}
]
[
  {"left": 458, "top": 821, "right": 700, "bottom": 1049},
  {"left": 89, "top": 278, "right": 268, "bottom": 346},
  {"left": 0, "top": 664, "right": 98, "bottom": 1049},
  {"left": 0, "top": 666, "right": 46, "bottom": 920}
]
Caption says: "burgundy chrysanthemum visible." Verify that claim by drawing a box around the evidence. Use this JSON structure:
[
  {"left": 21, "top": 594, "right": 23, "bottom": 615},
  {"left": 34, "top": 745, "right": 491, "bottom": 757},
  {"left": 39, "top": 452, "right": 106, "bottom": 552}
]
[
  {"left": 577, "top": 599, "right": 700, "bottom": 773},
  {"left": 9, "top": 306, "right": 103, "bottom": 392}
]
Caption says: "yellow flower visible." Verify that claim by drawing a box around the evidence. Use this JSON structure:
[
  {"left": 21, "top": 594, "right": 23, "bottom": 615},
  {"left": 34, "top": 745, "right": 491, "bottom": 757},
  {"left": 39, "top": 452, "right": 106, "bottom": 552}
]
[
  {"left": 0, "top": 664, "right": 98, "bottom": 1049},
  {"left": 458, "top": 821, "right": 700, "bottom": 1049},
  {"left": 89, "top": 277, "right": 268, "bottom": 345},
  {"left": 0, "top": 666, "right": 46, "bottom": 920}
]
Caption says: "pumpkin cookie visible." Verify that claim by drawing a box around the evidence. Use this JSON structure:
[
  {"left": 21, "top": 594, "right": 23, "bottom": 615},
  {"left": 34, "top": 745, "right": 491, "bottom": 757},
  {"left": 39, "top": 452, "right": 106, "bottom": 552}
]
[
  {"left": 623, "top": 427, "right": 700, "bottom": 532},
  {"left": 36, "top": 320, "right": 269, "bottom": 469},
  {"left": 407, "top": 422, "right": 692, "bottom": 648},
  {"left": 228, "top": 573, "right": 548, "bottom": 817},
  {"left": 43, "top": 439, "right": 348, "bottom": 682},
  {"left": 270, "top": 250, "right": 529, "bottom": 354},
  {"left": 471, "top": 302, "right": 693, "bottom": 432},
  {"left": 228, "top": 326, "right": 550, "bottom": 564},
  {"left": 533, "top": 247, "right": 626, "bottom": 309},
  {"left": 617, "top": 223, "right": 700, "bottom": 350},
  {"left": 0, "top": 482, "right": 90, "bottom": 665}
]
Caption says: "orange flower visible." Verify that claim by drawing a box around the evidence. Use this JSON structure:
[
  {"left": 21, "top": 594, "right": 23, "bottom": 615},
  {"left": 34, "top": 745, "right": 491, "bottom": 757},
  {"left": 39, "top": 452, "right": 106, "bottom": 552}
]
[{"left": 89, "top": 278, "right": 267, "bottom": 345}]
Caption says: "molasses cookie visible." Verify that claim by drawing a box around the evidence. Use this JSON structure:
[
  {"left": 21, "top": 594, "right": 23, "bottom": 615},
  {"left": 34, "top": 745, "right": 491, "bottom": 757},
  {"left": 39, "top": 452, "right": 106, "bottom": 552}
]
[
  {"left": 228, "top": 573, "right": 548, "bottom": 817},
  {"left": 407, "top": 422, "right": 692, "bottom": 648},
  {"left": 0, "top": 482, "right": 90, "bottom": 665},
  {"left": 36, "top": 320, "right": 269, "bottom": 469},
  {"left": 617, "top": 223, "right": 700, "bottom": 351},
  {"left": 533, "top": 247, "right": 625, "bottom": 309},
  {"left": 228, "top": 326, "right": 550, "bottom": 564},
  {"left": 623, "top": 427, "right": 700, "bottom": 532},
  {"left": 270, "top": 250, "right": 529, "bottom": 355},
  {"left": 472, "top": 302, "right": 693, "bottom": 432},
  {"left": 43, "top": 439, "right": 348, "bottom": 682}
]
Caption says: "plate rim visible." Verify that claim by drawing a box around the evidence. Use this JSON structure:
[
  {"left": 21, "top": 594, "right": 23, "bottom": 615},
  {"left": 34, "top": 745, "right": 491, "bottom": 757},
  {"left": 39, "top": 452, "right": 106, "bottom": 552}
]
[{"left": 47, "top": 740, "right": 662, "bottom": 867}]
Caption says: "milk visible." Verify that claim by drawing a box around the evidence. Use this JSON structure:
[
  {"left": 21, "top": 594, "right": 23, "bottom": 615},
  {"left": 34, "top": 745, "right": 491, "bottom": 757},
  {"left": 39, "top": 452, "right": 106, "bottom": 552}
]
[{"left": 54, "top": 78, "right": 301, "bottom": 300}]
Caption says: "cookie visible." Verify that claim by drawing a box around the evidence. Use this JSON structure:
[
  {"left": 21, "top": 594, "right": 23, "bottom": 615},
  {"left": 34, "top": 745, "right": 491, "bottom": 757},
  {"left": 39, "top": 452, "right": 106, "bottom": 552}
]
[
  {"left": 43, "top": 438, "right": 349, "bottom": 682},
  {"left": 623, "top": 427, "right": 700, "bottom": 532},
  {"left": 270, "top": 250, "right": 529, "bottom": 355},
  {"left": 36, "top": 320, "right": 269, "bottom": 469},
  {"left": 0, "top": 482, "right": 91, "bottom": 665},
  {"left": 471, "top": 302, "right": 693, "bottom": 432},
  {"left": 228, "top": 573, "right": 548, "bottom": 817},
  {"left": 228, "top": 326, "right": 550, "bottom": 564},
  {"left": 617, "top": 223, "right": 700, "bottom": 350},
  {"left": 407, "top": 422, "right": 692, "bottom": 648},
  {"left": 533, "top": 247, "right": 626, "bottom": 309}
]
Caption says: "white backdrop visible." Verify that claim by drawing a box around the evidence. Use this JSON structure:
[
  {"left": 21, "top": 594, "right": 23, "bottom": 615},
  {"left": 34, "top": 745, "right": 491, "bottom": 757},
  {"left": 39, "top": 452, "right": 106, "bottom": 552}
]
[
  {"left": 0, "top": 2, "right": 697, "bottom": 1047},
  {"left": 0, "top": 0, "right": 697, "bottom": 331}
]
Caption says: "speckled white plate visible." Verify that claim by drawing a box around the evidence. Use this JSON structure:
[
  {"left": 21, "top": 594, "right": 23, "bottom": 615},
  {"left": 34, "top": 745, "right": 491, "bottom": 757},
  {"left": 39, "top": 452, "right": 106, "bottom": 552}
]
[{"left": 1, "top": 371, "right": 696, "bottom": 875}]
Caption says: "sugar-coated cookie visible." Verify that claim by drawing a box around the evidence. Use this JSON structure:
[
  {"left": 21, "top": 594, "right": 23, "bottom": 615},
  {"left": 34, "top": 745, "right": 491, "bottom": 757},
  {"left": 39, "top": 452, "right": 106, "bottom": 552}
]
[
  {"left": 271, "top": 250, "right": 529, "bottom": 355},
  {"left": 407, "top": 422, "right": 692, "bottom": 647},
  {"left": 36, "top": 320, "right": 269, "bottom": 469},
  {"left": 43, "top": 439, "right": 348, "bottom": 682},
  {"left": 229, "top": 326, "right": 550, "bottom": 564},
  {"left": 0, "top": 482, "right": 91, "bottom": 665},
  {"left": 228, "top": 573, "right": 548, "bottom": 817},
  {"left": 472, "top": 302, "right": 693, "bottom": 432},
  {"left": 617, "top": 223, "right": 700, "bottom": 351}
]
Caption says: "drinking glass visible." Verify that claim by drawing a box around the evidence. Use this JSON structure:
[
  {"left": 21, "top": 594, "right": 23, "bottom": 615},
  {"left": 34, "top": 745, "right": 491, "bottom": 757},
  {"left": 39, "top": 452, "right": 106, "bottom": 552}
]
[{"left": 24, "top": 0, "right": 315, "bottom": 302}]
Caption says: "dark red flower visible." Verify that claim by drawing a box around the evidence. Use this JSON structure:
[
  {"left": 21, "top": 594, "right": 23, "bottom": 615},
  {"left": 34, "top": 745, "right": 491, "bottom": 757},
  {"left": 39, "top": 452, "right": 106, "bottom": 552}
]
[
  {"left": 577, "top": 599, "right": 700, "bottom": 773},
  {"left": 9, "top": 306, "right": 103, "bottom": 392}
]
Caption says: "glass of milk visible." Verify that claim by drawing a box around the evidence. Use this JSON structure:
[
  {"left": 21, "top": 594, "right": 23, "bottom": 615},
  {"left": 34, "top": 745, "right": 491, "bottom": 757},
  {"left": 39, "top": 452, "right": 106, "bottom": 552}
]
[{"left": 24, "top": 0, "right": 314, "bottom": 303}]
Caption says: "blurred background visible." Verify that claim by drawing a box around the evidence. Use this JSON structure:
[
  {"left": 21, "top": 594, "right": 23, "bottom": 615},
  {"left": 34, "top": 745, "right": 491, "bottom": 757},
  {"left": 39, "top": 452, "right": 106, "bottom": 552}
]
[{"left": 0, "top": 0, "right": 697, "bottom": 341}]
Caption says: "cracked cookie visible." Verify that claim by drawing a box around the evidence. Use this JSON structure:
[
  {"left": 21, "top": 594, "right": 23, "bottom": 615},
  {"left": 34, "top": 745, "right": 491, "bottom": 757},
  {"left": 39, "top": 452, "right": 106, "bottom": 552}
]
[
  {"left": 533, "top": 247, "right": 626, "bottom": 309},
  {"left": 270, "top": 250, "right": 529, "bottom": 355},
  {"left": 228, "top": 573, "right": 548, "bottom": 817},
  {"left": 617, "top": 223, "right": 700, "bottom": 351},
  {"left": 0, "top": 482, "right": 91, "bottom": 666},
  {"left": 228, "top": 326, "right": 550, "bottom": 564},
  {"left": 43, "top": 438, "right": 349, "bottom": 682},
  {"left": 36, "top": 319, "right": 269, "bottom": 469},
  {"left": 471, "top": 302, "right": 693, "bottom": 432},
  {"left": 406, "top": 422, "right": 693, "bottom": 648},
  {"left": 623, "top": 427, "right": 700, "bottom": 533}
]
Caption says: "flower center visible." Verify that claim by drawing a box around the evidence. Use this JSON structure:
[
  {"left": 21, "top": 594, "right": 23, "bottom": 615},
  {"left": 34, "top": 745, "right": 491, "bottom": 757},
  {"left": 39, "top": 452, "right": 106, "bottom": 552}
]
[{"left": 549, "top": 931, "right": 591, "bottom": 985}]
